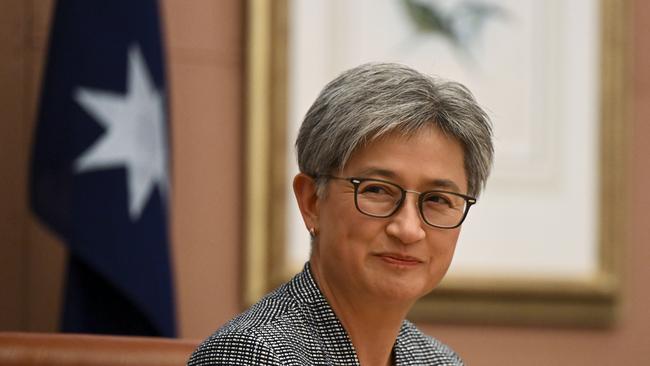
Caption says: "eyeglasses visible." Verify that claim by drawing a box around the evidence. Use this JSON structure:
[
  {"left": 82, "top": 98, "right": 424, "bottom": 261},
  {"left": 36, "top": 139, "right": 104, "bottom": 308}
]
[{"left": 323, "top": 176, "right": 476, "bottom": 229}]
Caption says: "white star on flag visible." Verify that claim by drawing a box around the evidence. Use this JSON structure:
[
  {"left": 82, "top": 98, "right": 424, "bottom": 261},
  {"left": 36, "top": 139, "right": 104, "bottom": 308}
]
[{"left": 74, "top": 44, "right": 168, "bottom": 221}]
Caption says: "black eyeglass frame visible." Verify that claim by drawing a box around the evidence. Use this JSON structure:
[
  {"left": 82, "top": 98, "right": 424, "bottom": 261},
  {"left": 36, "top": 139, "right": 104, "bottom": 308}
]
[{"left": 322, "top": 175, "right": 477, "bottom": 229}]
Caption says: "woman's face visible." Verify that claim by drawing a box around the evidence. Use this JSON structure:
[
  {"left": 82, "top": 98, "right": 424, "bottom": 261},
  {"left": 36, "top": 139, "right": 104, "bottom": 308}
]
[{"left": 309, "top": 127, "right": 468, "bottom": 304}]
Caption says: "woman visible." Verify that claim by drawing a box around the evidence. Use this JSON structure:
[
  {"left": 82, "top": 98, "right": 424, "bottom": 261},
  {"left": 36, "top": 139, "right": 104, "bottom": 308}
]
[{"left": 189, "top": 63, "right": 493, "bottom": 366}]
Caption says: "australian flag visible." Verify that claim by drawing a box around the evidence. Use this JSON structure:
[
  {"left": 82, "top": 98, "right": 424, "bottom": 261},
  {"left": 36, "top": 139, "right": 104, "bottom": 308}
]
[{"left": 30, "top": 0, "right": 176, "bottom": 337}]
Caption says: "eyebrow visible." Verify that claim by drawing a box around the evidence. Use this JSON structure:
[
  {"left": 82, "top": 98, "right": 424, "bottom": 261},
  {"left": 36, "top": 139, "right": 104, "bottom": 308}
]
[{"left": 353, "top": 167, "right": 462, "bottom": 192}]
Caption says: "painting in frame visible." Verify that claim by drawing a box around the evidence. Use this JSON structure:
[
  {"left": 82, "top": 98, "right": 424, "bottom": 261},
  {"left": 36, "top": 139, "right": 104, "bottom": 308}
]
[{"left": 244, "top": 0, "right": 630, "bottom": 326}]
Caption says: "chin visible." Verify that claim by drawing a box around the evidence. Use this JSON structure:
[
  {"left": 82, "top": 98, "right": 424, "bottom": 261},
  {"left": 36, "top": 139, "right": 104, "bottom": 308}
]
[{"left": 372, "top": 278, "right": 433, "bottom": 304}]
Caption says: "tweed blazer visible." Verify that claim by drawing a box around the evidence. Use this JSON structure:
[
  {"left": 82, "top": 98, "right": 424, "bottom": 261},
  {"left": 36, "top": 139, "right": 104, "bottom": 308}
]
[{"left": 188, "top": 263, "right": 464, "bottom": 365}]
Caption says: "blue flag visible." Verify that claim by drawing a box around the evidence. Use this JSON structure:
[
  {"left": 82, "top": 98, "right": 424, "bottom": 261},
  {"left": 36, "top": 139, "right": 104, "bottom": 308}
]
[{"left": 30, "top": 0, "right": 175, "bottom": 337}]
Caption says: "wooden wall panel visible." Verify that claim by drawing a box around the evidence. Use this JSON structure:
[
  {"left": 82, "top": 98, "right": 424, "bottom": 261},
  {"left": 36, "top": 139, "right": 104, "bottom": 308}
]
[
  {"left": 0, "top": 0, "right": 61, "bottom": 333},
  {"left": 0, "top": 0, "right": 28, "bottom": 332},
  {"left": 161, "top": 0, "right": 244, "bottom": 338}
]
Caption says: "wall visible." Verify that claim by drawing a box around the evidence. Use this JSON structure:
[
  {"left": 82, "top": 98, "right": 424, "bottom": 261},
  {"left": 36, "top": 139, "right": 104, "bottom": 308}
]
[
  {"left": 0, "top": 0, "right": 66, "bottom": 332},
  {"left": 162, "top": 0, "right": 243, "bottom": 339},
  {"left": 1, "top": 0, "right": 648, "bottom": 364}
]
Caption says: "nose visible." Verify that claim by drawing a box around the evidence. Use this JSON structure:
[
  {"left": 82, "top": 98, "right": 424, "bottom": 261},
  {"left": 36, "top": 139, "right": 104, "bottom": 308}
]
[{"left": 385, "top": 193, "right": 426, "bottom": 244}]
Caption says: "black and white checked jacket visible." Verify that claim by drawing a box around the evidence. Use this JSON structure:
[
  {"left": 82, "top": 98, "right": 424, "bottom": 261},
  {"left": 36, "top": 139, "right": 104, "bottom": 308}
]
[{"left": 188, "top": 263, "right": 464, "bottom": 365}]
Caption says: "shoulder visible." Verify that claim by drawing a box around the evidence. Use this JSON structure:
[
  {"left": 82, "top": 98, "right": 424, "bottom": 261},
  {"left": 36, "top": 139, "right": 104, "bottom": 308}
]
[
  {"left": 396, "top": 320, "right": 464, "bottom": 366},
  {"left": 188, "top": 328, "right": 281, "bottom": 366},
  {"left": 188, "top": 284, "right": 306, "bottom": 366}
]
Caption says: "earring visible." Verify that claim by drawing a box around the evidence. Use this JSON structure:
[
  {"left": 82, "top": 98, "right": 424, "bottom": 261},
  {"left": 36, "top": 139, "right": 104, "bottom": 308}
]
[{"left": 308, "top": 227, "right": 316, "bottom": 238}]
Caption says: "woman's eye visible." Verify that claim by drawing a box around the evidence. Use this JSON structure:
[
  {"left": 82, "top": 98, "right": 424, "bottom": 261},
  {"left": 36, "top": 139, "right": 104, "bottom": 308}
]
[
  {"left": 360, "top": 184, "right": 392, "bottom": 195},
  {"left": 425, "top": 194, "right": 452, "bottom": 206}
]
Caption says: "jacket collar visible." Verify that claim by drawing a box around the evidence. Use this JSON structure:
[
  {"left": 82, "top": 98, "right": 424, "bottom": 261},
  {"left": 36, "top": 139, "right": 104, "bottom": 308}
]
[{"left": 288, "top": 262, "right": 423, "bottom": 365}]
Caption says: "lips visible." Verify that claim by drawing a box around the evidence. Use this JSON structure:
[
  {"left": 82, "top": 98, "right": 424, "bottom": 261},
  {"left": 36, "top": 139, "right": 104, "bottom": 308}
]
[{"left": 376, "top": 253, "right": 423, "bottom": 266}]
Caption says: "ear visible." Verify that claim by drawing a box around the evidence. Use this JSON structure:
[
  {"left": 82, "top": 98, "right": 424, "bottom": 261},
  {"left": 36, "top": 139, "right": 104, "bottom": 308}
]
[{"left": 292, "top": 173, "right": 320, "bottom": 232}]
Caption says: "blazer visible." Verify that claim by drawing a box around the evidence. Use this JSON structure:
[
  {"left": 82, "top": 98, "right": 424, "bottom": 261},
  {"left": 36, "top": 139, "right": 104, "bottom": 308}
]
[{"left": 188, "top": 263, "right": 464, "bottom": 365}]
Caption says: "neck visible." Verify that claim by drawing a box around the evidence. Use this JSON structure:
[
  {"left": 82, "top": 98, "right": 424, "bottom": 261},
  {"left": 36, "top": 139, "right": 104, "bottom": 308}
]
[{"left": 309, "top": 260, "right": 414, "bottom": 366}]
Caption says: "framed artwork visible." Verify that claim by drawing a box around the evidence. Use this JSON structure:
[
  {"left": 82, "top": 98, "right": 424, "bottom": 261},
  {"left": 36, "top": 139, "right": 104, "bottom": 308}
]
[{"left": 244, "top": 0, "right": 630, "bottom": 326}]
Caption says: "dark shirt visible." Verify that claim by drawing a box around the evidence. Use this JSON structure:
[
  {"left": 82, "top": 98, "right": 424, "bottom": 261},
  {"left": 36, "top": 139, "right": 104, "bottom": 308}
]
[{"left": 188, "top": 263, "right": 464, "bottom": 365}]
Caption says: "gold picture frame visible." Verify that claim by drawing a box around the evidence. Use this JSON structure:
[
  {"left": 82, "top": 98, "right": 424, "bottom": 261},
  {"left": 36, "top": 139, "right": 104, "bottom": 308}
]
[{"left": 244, "top": 0, "right": 630, "bottom": 326}]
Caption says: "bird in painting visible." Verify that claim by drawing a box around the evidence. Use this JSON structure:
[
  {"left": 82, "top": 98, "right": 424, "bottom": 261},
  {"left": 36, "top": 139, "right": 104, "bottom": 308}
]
[{"left": 401, "top": 0, "right": 508, "bottom": 52}]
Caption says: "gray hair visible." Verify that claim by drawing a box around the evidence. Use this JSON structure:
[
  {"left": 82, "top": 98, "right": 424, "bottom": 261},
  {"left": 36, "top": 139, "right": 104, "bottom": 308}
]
[{"left": 295, "top": 62, "right": 493, "bottom": 197}]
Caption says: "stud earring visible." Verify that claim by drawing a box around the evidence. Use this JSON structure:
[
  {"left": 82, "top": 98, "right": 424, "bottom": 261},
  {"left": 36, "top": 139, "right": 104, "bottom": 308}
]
[{"left": 308, "top": 227, "right": 316, "bottom": 238}]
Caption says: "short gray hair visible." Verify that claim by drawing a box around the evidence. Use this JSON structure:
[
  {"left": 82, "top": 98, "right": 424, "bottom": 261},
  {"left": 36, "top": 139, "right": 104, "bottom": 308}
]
[{"left": 295, "top": 63, "right": 493, "bottom": 197}]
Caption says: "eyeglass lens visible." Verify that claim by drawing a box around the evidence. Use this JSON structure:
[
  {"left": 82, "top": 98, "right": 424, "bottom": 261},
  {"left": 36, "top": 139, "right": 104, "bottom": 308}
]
[{"left": 354, "top": 179, "right": 468, "bottom": 228}]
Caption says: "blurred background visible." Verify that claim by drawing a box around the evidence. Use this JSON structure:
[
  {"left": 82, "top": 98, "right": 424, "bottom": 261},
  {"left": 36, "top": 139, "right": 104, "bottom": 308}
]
[{"left": 0, "top": 0, "right": 648, "bottom": 365}]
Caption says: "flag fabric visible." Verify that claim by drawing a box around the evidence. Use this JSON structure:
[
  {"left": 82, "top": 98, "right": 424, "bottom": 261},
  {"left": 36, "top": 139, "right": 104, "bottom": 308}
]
[{"left": 30, "top": 0, "right": 175, "bottom": 337}]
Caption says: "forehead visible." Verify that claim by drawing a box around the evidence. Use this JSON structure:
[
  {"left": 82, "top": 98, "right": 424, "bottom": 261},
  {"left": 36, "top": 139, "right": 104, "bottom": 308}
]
[{"left": 342, "top": 127, "right": 467, "bottom": 192}]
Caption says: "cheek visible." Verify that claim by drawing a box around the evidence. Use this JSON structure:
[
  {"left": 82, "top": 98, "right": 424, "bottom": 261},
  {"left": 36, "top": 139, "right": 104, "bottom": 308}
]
[
  {"left": 317, "top": 202, "right": 360, "bottom": 253},
  {"left": 318, "top": 203, "right": 384, "bottom": 262},
  {"left": 320, "top": 194, "right": 366, "bottom": 236},
  {"left": 428, "top": 230, "right": 461, "bottom": 271}
]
